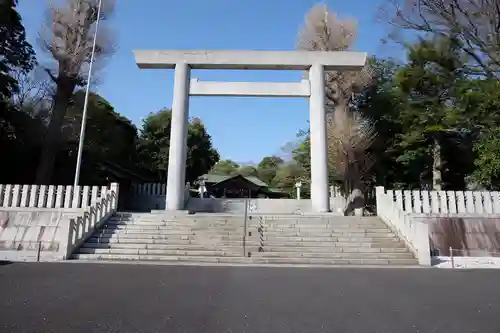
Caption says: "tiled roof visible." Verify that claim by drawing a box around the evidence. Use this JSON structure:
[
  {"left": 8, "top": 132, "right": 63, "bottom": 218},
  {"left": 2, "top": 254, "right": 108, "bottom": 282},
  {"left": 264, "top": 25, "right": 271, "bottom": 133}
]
[{"left": 197, "top": 174, "right": 268, "bottom": 187}]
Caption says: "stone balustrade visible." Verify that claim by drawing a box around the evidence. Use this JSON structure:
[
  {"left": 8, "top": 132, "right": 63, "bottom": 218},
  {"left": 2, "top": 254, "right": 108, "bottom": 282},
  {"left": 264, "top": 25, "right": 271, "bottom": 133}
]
[
  {"left": 0, "top": 184, "right": 112, "bottom": 209},
  {"left": 383, "top": 188, "right": 500, "bottom": 215},
  {"left": 375, "top": 186, "right": 500, "bottom": 266}
]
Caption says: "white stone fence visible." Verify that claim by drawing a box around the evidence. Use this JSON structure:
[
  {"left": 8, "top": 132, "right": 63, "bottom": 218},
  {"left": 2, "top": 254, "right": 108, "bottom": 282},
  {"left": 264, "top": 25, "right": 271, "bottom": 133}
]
[
  {"left": 127, "top": 182, "right": 190, "bottom": 211},
  {"left": 375, "top": 186, "right": 500, "bottom": 266},
  {"left": 0, "top": 184, "right": 113, "bottom": 209},
  {"left": 384, "top": 188, "right": 500, "bottom": 215},
  {"left": 130, "top": 183, "right": 167, "bottom": 196}
]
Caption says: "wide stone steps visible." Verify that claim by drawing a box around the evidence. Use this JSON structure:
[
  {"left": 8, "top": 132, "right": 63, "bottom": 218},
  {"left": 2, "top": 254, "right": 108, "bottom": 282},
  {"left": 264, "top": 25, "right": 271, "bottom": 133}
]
[
  {"left": 72, "top": 253, "right": 417, "bottom": 265},
  {"left": 263, "top": 246, "right": 409, "bottom": 253},
  {"left": 82, "top": 243, "right": 245, "bottom": 251},
  {"left": 72, "top": 213, "right": 418, "bottom": 266},
  {"left": 77, "top": 248, "right": 412, "bottom": 259},
  {"left": 104, "top": 225, "right": 244, "bottom": 232},
  {"left": 97, "top": 229, "right": 397, "bottom": 240},
  {"left": 78, "top": 248, "right": 243, "bottom": 256},
  {"left": 81, "top": 242, "right": 408, "bottom": 253},
  {"left": 86, "top": 238, "right": 252, "bottom": 247},
  {"left": 90, "top": 233, "right": 401, "bottom": 245}
]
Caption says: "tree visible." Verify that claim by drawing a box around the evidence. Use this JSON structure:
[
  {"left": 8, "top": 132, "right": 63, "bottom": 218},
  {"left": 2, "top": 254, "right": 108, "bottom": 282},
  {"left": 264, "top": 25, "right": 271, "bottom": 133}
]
[
  {"left": 297, "top": 4, "right": 376, "bottom": 212},
  {"left": 0, "top": 0, "right": 36, "bottom": 104},
  {"left": 0, "top": 0, "right": 40, "bottom": 184},
  {"left": 136, "top": 109, "right": 172, "bottom": 180},
  {"left": 456, "top": 78, "right": 500, "bottom": 189},
  {"left": 292, "top": 134, "right": 312, "bottom": 196},
  {"left": 357, "top": 57, "right": 408, "bottom": 188},
  {"left": 258, "top": 156, "right": 284, "bottom": 170},
  {"left": 257, "top": 156, "right": 284, "bottom": 185},
  {"left": 381, "top": 0, "right": 500, "bottom": 77},
  {"left": 138, "top": 109, "right": 219, "bottom": 182},
  {"left": 36, "top": 0, "right": 116, "bottom": 184},
  {"left": 237, "top": 166, "right": 259, "bottom": 177},
  {"left": 9, "top": 67, "right": 52, "bottom": 114},
  {"left": 471, "top": 127, "right": 500, "bottom": 190},
  {"left": 273, "top": 163, "right": 304, "bottom": 197},
  {"left": 392, "top": 37, "right": 468, "bottom": 189},
  {"left": 185, "top": 117, "right": 220, "bottom": 183},
  {"left": 64, "top": 90, "right": 139, "bottom": 165},
  {"left": 326, "top": 112, "right": 377, "bottom": 196},
  {"left": 210, "top": 159, "right": 240, "bottom": 175}
]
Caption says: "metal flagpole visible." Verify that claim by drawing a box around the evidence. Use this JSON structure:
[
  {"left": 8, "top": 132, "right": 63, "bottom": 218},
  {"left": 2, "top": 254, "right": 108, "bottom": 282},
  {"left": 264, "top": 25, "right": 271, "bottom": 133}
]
[{"left": 73, "top": 0, "right": 103, "bottom": 187}]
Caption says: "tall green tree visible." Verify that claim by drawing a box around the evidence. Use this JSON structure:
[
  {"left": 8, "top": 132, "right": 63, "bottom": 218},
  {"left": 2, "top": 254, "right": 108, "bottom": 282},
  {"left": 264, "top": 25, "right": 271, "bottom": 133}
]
[
  {"left": 0, "top": 0, "right": 39, "bottom": 184},
  {"left": 457, "top": 78, "right": 500, "bottom": 189},
  {"left": 186, "top": 117, "right": 220, "bottom": 183},
  {"left": 0, "top": 0, "right": 36, "bottom": 103},
  {"left": 472, "top": 127, "right": 500, "bottom": 190},
  {"left": 257, "top": 156, "right": 284, "bottom": 185},
  {"left": 210, "top": 159, "right": 239, "bottom": 176},
  {"left": 392, "top": 37, "right": 468, "bottom": 189},
  {"left": 357, "top": 58, "right": 406, "bottom": 188},
  {"left": 273, "top": 163, "right": 304, "bottom": 197},
  {"left": 64, "top": 90, "right": 139, "bottom": 169},
  {"left": 137, "top": 109, "right": 219, "bottom": 182},
  {"left": 237, "top": 166, "right": 258, "bottom": 177}
]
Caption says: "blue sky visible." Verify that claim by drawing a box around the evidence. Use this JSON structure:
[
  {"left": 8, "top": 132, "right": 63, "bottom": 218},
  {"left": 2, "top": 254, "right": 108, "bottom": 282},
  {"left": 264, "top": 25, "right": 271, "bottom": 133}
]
[{"left": 18, "top": 0, "right": 399, "bottom": 164}]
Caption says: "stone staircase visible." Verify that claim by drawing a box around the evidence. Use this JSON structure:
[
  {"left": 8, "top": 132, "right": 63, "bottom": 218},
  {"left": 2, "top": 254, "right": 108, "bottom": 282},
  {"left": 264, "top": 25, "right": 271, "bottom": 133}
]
[
  {"left": 72, "top": 212, "right": 418, "bottom": 265},
  {"left": 252, "top": 216, "right": 417, "bottom": 265}
]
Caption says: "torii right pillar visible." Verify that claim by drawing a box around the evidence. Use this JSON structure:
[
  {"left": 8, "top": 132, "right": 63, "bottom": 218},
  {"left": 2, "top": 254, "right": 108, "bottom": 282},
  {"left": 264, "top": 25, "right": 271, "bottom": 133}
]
[{"left": 309, "top": 63, "right": 329, "bottom": 212}]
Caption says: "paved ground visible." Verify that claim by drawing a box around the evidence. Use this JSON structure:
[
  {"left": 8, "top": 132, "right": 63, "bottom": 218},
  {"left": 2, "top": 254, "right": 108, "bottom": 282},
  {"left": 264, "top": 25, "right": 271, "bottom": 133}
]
[{"left": 1, "top": 262, "right": 500, "bottom": 333}]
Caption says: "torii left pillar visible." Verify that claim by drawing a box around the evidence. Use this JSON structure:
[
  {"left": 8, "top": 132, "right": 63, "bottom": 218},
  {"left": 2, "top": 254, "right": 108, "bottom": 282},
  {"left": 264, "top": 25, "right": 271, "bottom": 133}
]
[{"left": 165, "top": 62, "right": 190, "bottom": 210}]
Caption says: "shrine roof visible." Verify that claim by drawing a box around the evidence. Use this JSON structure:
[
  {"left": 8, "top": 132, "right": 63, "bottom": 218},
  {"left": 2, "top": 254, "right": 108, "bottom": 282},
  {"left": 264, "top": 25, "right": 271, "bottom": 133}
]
[{"left": 198, "top": 174, "right": 268, "bottom": 187}]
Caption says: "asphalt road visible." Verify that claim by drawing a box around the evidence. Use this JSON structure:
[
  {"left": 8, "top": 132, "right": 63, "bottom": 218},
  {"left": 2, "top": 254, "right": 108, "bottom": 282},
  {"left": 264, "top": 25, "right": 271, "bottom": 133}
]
[{"left": 1, "top": 262, "right": 499, "bottom": 333}]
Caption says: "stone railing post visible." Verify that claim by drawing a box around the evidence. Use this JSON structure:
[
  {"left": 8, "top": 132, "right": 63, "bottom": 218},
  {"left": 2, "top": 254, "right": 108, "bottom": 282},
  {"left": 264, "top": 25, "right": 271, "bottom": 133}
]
[{"left": 110, "top": 183, "right": 119, "bottom": 210}]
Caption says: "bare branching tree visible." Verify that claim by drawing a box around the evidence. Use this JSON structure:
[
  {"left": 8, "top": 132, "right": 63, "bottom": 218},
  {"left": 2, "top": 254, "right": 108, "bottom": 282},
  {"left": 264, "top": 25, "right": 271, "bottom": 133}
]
[
  {"left": 297, "top": 3, "right": 377, "bottom": 213},
  {"left": 35, "top": 0, "right": 116, "bottom": 184},
  {"left": 326, "top": 113, "right": 377, "bottom": 212},
  {"left": 9, "top": 67, "right": 53, "bottom": 114},
  {"left": 379, "top": 0, "right": 500, "bottom": 77}
]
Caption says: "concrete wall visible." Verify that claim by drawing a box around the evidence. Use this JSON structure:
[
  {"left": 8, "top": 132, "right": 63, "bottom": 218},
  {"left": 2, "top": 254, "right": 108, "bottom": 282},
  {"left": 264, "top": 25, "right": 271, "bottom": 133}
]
[
  {"left": 428, "top": 217, "right": 500, "bottom": 256},
  {"left": 186, "top": 197, "right": 346, "bottom": 215},
  {"left": 128, "top": 194, "right": 166, "bottom": 211},
  {"left": 0, "top": 183, "right": 119, "bottom": 262},
  {"left": 0, "top": 209, "right": 80, "bottom": 261}
]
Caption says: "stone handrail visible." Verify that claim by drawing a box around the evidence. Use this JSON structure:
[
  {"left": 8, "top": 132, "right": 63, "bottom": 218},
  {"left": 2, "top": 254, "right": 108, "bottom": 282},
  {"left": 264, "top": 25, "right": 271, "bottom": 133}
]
[
  {"left": 375, "top": 186, "right": 431, "bottom": 266},
  {"left": 63, "top": 183, "right": 119, "bottom": 259}
]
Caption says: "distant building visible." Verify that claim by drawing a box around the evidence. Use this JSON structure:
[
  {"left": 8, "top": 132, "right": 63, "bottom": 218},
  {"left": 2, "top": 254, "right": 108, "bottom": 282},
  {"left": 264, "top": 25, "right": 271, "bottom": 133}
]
[{"left": 194, "top": 174, "right": 289, "bottom": 198}]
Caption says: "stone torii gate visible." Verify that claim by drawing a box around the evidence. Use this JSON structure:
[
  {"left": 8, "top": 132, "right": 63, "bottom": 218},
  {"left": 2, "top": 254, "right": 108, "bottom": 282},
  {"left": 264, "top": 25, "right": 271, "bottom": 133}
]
[{"left": 134, "top": 50, "right": 367, "bottom": 213}]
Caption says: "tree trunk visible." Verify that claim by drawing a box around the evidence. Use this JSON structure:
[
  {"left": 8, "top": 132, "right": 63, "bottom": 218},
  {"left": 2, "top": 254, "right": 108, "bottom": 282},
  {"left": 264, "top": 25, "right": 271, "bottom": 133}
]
[
  {"left": 35, "top": 78, "right": 75, "bottom": 185},
  {"left": 343, "top": 155, "right": 365, "bottom": 216},
  {"left": 432, "top": 137, "right": 442, "bottom": 191}
]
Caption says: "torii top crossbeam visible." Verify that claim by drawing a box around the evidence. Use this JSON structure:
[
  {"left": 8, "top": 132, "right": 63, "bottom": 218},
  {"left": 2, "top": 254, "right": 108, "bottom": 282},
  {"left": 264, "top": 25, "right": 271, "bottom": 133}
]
[{"left": 133, "top": 50, "right": 367, "bottom": 70}]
